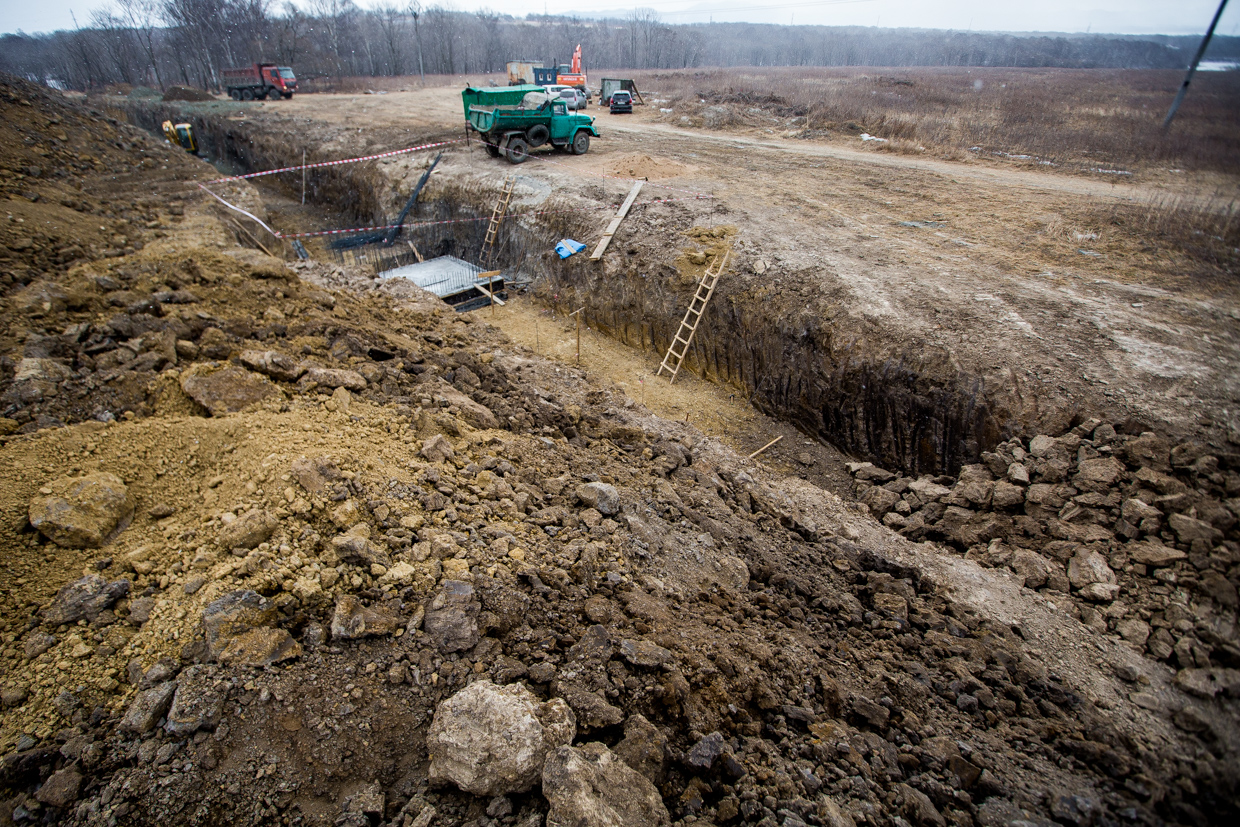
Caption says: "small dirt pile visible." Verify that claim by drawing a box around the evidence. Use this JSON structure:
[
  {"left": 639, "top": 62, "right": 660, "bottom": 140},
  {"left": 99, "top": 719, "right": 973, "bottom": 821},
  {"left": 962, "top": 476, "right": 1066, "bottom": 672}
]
[
  {"left": 161, "top": 87, "right": 215, "bottom": 103},
  {"left": 602, "top": 154, "right": 694, "bottom": 181},
  {"left": 0, "top": 75, "right": 1237, "bottom": 827}
]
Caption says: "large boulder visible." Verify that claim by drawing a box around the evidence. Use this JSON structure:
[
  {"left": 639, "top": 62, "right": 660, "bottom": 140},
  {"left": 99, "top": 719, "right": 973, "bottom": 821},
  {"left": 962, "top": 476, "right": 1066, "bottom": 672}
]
[
  {"left": 1067, "top": 550, "right": 1119, "bottom": 602},
  {"left": 861, "top": 486, "right": 901, "bottom": 519},
  {"left": 180, "top": 364, "right": 278, "bottom": 415},
  {"left": 42, "top": 574, "right": 131, "bottom": 626},
  {"left": 165, "top": 665, "right": 227, "bottom": 734},
  {"left": 1010, "top": 550, "right": 1053, "bottom": 590},
  {"left": 423, "top": 580, "right": 481, "bottom": 653},
  {"left": 239, "top": 349, "right": 305, "bottom": 382},
  {"left": 427, "top": 680, "right": 575, "bottom": 796},
  {"left": 1168, "top": 513, "right": 1223, "bottom": 546},
  {"left": 1073, "top": 456, "right": 1125, "bottom": 490},
  {"left": 542, "top": 742, "right": 671, "bottom": 827},
  {"left": 1128, "top": 540, "right": 1186, "bottom": 567},
  {"left": 5, "top": 357, "right": 72, "bottom": 404},
  {"left": 330, "top": 595, "right": 403, "bottom": 640},
  {"left": 425, "top": 378, "right": 499, "bottom": 430},
  {"left": 28, "top": 472, "right": 133, "bottom": 548},
  {"left": 301, "top": 367, "right": 366, "bottom": 391},
  {"left": 202, "top": 590, "right": 301, "bottom": 666},
  {"left": 219, "top": 509, "right": 278, "bottom": 551},
  {"left": 576, "top": 482, "right": 621, "bottom": 516},
  {"left": 291, "top": 456, "right": 341, "bottom": 494},
  {"left": 120, "top": 681, "right": 177, "bottom": 734},
  {"left": 614, "top": 714, "right": 667, "bottom": 784}
]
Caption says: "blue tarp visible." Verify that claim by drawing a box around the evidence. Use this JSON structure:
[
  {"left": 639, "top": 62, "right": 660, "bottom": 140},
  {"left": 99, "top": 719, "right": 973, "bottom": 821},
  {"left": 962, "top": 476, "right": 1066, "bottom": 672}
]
[{"left": 555, "top": 239, "right": 586, "bottom": 259}]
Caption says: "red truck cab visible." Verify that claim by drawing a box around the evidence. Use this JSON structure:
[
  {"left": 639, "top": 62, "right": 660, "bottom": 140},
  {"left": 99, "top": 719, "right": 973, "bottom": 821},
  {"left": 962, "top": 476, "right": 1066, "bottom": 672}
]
[{"left": 223, "top": 63, "right": 297, "bottom": 101}]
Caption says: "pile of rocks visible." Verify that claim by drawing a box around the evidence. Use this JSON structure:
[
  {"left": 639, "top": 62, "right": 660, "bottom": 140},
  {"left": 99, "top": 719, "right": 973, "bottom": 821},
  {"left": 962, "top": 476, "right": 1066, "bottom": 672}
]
[{"left": 849, "top": 419, "right": 1240, "bottom": 672}]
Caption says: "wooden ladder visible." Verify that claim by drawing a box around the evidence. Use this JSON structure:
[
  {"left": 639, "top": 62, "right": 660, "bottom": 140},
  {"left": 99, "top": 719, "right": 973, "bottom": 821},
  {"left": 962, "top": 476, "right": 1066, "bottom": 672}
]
[
  {"left": 656, "top": 248, "right": 730, "bottom": 384},
  {"left": 482, "top": 175, "right": 516, "bottom": 267}
]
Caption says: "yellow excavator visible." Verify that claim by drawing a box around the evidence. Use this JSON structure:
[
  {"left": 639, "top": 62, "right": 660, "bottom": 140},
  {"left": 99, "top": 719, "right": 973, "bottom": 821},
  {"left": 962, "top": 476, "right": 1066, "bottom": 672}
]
[{"left": 162, "top": 120, "right": 197, "bottom": 153}]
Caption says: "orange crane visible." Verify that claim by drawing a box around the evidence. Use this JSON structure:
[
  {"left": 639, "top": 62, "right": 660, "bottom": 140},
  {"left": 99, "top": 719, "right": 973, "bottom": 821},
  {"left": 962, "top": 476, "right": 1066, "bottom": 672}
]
[{"left": 556, "top": 45, "right": 588, "bottom": 92}]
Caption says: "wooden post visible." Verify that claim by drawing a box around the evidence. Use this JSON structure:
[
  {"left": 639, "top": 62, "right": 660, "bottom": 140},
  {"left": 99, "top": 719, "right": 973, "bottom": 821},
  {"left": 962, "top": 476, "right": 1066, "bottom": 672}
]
[
  {"left": 301, "top": 149, "right": 306, "bottom": 205},
  {"left": 748, "top": 435, "right": 783, "bottom": 459}
]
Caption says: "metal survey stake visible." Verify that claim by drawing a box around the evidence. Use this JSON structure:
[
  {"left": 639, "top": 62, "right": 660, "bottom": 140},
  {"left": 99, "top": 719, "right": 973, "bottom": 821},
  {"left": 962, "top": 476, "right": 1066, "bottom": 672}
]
[{"left": 569, "top": 307, "right": 585, "bottom": 365}]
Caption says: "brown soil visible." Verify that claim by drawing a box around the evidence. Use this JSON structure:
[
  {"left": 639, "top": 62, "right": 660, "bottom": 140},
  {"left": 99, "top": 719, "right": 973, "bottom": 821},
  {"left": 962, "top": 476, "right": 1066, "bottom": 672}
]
[{"left": 0, "top": 73, "right": 1237, "bottom": 827}]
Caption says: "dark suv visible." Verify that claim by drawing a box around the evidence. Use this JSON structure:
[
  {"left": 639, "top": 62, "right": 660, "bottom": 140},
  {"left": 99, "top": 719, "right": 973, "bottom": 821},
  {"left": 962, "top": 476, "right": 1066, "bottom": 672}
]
[{"left": 609, "top": 90, "right": 633, "bottom": 114}]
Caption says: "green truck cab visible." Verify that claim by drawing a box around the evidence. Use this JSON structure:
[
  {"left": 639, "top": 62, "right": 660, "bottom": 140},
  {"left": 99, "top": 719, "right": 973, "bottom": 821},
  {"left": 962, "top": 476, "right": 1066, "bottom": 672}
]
[{"left": 462, "top": 85, "right": 599, "bottom": 164}]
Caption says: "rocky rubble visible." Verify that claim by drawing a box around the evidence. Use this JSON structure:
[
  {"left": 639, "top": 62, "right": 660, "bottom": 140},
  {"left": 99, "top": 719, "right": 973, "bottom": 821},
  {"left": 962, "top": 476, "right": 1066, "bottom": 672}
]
[{"left": 848, "top": 420, "right": 1240, "bottom": 680}]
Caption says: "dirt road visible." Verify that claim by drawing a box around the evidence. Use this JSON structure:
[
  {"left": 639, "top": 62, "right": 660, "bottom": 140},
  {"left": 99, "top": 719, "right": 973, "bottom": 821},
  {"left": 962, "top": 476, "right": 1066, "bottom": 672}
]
[{"left": 605, "top": 118, "right": 1236, "bottom": 206}]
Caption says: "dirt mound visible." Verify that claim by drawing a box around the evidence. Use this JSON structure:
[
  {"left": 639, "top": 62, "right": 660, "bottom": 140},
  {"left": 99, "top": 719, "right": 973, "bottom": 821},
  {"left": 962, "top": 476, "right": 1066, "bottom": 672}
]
[
  {"left": 602, "top": 153, "right": 693, "bottom": 181},
  {"left": 161, "top": 86, "right": 215, "bottom": 103}
]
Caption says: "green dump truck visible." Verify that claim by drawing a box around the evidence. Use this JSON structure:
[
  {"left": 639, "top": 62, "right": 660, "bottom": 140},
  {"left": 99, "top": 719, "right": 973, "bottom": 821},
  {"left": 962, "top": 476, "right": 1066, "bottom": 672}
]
[{"left": 462, "top": 85, "right": 599, "bottom": 164}]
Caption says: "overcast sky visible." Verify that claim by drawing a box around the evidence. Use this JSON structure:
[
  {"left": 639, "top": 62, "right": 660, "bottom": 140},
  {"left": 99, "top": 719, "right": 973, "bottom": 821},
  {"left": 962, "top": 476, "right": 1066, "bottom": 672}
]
[{"left": 4, "top": 0, "right": 1238, "bottom": 38}]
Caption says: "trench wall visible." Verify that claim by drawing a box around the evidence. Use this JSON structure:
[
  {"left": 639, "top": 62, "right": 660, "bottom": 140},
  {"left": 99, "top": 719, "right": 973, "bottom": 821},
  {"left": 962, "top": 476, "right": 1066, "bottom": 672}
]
[{"left": 542, "top": 262, "right": 1013, "bottom": 476}]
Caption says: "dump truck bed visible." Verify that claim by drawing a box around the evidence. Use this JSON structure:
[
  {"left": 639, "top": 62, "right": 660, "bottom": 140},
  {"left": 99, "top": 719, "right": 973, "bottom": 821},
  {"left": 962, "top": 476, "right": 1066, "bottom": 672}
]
[
  {"left": 461, "top": 85, "right": 545, "bottom": 119},
  {"left": 466, "top": 103, "right": 558, "bottom": 135}
]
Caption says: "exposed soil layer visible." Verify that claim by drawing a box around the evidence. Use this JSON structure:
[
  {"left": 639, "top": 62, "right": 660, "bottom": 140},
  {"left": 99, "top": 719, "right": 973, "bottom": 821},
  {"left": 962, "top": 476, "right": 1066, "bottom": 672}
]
[{"left": 0, "top": 75, "right": 1237, "bottom": 827}]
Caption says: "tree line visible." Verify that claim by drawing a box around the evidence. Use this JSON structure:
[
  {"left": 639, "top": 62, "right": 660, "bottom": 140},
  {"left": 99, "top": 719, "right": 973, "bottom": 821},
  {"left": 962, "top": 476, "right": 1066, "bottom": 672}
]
[{"left": 2, "top": 1, "right": 1238, "bottom": 93}]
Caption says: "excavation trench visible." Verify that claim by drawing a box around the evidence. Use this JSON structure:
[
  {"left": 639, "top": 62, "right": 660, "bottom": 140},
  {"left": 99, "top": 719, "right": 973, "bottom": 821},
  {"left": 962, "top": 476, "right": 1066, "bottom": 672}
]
[{"left": 122, "top": 101, "right": 1016, "bottom": 476}]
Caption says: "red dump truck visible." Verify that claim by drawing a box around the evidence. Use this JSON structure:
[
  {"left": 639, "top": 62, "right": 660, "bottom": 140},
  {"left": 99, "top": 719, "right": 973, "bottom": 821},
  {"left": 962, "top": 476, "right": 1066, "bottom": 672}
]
[{"left": 222, "top": 63, "right": 298, "bottom": 101}]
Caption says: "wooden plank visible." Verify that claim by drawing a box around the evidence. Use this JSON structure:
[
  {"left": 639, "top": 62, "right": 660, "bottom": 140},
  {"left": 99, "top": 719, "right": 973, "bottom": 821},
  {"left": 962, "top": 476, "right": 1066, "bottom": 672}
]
[
  {"left": 474, "top": 282, "right": 506, "bottom": 306},
  {"left": 747, "top": 435, "right": 783, "bottom": 459},
  {"left": 589, "top": 181, "right": 644, "bottom": 261}
]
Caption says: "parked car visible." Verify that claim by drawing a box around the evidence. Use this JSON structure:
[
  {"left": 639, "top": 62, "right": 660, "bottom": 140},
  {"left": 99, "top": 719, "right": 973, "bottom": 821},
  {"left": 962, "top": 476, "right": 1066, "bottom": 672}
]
[
  {"left": 558, "top": 88, "right": 588, "bottom": 110},
  {"left": 609, "top": 90, "right": 633, "bottom": 114}
]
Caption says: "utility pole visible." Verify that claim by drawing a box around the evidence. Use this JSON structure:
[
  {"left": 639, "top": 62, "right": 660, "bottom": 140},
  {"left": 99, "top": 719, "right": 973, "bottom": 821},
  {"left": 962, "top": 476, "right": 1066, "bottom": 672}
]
[{"left": 1165, "top": 0, "right": 1230, "bottom": 128}]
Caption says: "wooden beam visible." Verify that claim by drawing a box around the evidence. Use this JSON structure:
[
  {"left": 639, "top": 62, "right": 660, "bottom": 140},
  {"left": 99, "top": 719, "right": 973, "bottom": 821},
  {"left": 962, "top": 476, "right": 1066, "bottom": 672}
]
[
  {"left": 747, "top": 435, "right": 783, "bottom": 459},
  {"left": 589, "top": 180, "right": 644, "bottom": 261},
  {"left": 474, "top": 282, "right": 506, "bottom": 306}
]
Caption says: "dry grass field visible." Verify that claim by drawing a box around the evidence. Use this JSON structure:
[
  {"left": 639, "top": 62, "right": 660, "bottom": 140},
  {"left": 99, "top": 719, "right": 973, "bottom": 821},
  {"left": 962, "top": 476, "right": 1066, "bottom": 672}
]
[{"left": 631, "top": 67, "right": 1240, "bottom": 175}]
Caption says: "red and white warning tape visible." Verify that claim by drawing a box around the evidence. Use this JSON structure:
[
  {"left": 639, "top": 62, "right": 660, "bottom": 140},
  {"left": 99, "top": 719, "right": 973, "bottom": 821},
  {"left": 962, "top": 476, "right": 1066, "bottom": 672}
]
[
  {"left": 205, "top": 139, "right": 460, "bottom": 184},
  {"left": 198, "top": 130, "right": 718, "bottom": 240},
  {"left": 203, "top": 193, "right": 711, "bottom": 241}
]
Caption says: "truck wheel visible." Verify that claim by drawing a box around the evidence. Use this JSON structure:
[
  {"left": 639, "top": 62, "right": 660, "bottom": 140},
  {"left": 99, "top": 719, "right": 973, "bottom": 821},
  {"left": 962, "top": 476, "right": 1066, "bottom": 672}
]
[
  {"left": 526, "top": 124, "right": 549, "bottom": 147},
  {"left": 229, "top": 89, "right": 241, "bottom": 100},
  {"left": 484, "top": 136, "right": 501, "bottom": 158},
  {"left": 267, "top": 88, "right": 281, "bottom": 101},
  {"left": 241, "top": 89, "right": 254, "bottom": 101},
  {"left": 570, "top": 131, "right": 590, "bottom": 155},
  {"left": 506, "top": 137, "right": 530, "bottom": 164}
]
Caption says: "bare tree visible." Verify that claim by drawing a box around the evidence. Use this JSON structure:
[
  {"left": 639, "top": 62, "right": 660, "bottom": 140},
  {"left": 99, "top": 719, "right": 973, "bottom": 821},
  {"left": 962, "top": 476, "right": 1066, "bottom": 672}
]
[
  {"left": 117, "top": 0, "right": 166, "bottom": 88},
  {"left": 272, "top": 1, "right": 310, "bottom": 66},
  {"left": 162, "top": 0, "right": 234, "bottom": 89},
  {"left": 90, "top": 7, "right": 143, "bottom": 84},
  {"left": 476, "top": 9, "right": 502, "bottom": 73},
  {"left": 309, "top": 0, "right": 359, "bottom": 76},
  {"left": 374, "top": 5, "right": 407, "bottom": 76}
]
